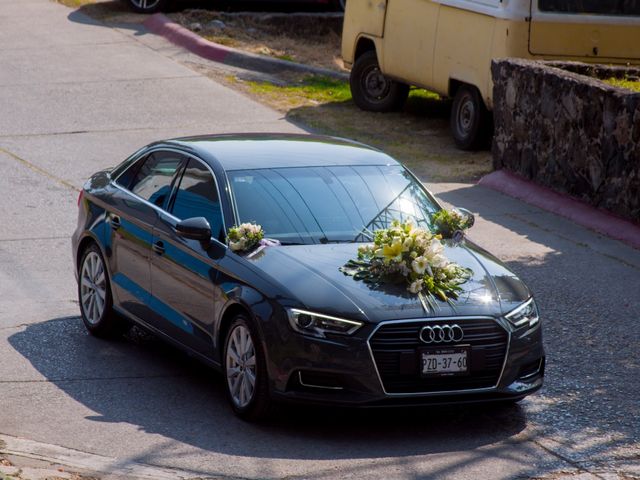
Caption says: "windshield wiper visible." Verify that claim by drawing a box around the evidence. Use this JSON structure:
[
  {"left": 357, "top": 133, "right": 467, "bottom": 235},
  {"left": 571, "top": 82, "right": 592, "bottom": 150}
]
[{"left": 319, "top": 237, "right": 357, "bottom": 244}]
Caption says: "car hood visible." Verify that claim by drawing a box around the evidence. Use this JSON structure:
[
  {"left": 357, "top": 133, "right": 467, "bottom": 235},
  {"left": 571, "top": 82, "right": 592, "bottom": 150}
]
[{"left": 246, "top": 242, "right": 530, "bottom": 323}]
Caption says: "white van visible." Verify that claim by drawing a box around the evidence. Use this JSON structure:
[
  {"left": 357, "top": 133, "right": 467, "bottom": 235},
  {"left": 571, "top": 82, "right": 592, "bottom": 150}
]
[{"left": 342, "top": 0, "right": 640, "bottom": 149}]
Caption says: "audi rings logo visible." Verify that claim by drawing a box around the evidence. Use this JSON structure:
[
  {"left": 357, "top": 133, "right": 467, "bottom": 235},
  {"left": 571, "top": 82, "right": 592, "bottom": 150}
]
[{"left": 419, "top": 324, "right": 464, "bottom": 344}]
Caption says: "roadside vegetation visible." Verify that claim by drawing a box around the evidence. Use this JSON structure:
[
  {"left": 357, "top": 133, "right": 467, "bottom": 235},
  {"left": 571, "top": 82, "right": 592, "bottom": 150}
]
[{"left": 604, "top": 77, "right": 640, "bottom": 92}]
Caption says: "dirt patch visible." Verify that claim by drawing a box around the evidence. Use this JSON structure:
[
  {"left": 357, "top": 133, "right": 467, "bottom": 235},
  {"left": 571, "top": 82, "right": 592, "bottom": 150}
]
[
  {"left": 193, "top": 67, "right": 492, "bottom": 182},
  {"left": 169, "top": 10, "right": 346, "bottom": 71}
]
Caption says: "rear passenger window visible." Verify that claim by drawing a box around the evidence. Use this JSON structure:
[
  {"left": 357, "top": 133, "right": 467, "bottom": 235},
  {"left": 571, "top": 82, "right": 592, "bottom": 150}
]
[
  {"left": 171, "top": 159, "right": 224, "bottom": 240},
  {"left": 129, "top": 152, "right": 184, "bottom": 208}
]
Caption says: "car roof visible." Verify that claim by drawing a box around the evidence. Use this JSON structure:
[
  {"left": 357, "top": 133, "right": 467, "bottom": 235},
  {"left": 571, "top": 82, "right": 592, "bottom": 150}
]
[{"left": 158, "top": 133, "right": 399, "bottom": 171}]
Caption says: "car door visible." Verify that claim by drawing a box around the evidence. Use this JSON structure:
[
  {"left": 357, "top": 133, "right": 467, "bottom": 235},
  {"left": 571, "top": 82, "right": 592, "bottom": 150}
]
[
  {"left": 108, "top": 150, "right": 185, "bottom": 322},
  {"left": 149, "top": 156, "right": 227, "bottom": 359},
  {"left": 381, "top": 0, "right": 440, "bottom": 87}
]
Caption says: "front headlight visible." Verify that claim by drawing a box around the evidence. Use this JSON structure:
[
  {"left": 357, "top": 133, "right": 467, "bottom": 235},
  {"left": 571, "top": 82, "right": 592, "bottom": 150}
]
[
  {"left": 505, "top": 298, "right": 540, "bottom": 328},
  {"left": 287, "top": 308, "right": 364, "bottom": 338}
]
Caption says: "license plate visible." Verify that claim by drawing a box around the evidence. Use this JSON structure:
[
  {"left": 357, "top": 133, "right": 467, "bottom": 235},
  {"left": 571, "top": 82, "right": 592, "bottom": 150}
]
[{"left": 421, "top": 347, "right": 469, "bottom": 377}]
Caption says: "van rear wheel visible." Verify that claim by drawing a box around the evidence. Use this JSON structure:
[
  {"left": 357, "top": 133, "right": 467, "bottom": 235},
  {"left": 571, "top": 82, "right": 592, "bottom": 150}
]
[
  {"left": 350, "top": 51, "right": 409, "bottom": 113},
  {"left": 450, "top": 85, "right": 492, "bottom": 151}
]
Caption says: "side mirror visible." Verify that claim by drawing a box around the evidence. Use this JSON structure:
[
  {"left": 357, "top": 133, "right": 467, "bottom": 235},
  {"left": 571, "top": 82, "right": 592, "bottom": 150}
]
[
  {"left": 176, "top": 217, "right": 211, "bottom": 243},
  {"left": 457, "top": 207, "right": 475, "bottom": 229}
]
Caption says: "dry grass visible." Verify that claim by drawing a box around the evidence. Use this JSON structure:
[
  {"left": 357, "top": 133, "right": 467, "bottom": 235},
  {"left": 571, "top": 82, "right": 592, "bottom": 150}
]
[
  {"left": 170, "top": 10, "right": 346, "bottom": 71},
  {"left": 194, "top": 68, "right": 491, "bottom": 182}
]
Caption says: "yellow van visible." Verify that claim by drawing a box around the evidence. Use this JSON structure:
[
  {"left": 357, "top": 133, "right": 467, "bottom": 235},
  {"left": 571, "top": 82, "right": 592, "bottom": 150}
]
[{"left": 342, "top": 0, "right": 640, "bottom": 149}]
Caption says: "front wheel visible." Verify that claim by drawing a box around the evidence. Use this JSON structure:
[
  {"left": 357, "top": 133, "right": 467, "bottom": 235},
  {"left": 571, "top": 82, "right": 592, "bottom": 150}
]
[
  {"left": 78, "top": 244, "right": 125, "bottom": 338},
  {"left": 450, "top": 84, "right": 492, "bottom": 151},
  {"left": 126, "top": 0, "right": 169, "bottom": 13},
  {"left": 223, "top": 315, "right": 273, "bottom": 421},
  {"left": 350, "top": 51, "right": 409, "bottom": 113}
]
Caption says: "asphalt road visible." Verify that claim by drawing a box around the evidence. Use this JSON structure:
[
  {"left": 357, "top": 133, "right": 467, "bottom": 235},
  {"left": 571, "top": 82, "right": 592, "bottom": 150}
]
[{"left": 0, "top": 1, "right": 638, "bottom": 479}]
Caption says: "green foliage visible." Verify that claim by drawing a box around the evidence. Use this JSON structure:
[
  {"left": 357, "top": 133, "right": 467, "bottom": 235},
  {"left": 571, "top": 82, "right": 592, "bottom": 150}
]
[
  {"left": 604, "top": 77, "right": 640, "bottom": 92},
  {"left": 248, "top": 75, "right": 440, "bottom": 105}
]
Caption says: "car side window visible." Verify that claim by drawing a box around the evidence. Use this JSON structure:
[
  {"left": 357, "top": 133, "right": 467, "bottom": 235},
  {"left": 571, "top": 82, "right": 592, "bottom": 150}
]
[
  {"left": 129, "top": 152, "right": 184, "bottom": 209},
  {"left": 170, "top": 159, "right": 224, "bottom": 241}
]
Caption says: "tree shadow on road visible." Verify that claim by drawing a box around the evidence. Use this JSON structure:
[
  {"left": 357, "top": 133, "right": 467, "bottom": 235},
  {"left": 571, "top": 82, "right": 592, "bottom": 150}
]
[
  {"left": 434, "top": 183, "right": 640, "bottom": 471},
  {"left": 7, "top": 316, "right": 543, "bottom": 475}
]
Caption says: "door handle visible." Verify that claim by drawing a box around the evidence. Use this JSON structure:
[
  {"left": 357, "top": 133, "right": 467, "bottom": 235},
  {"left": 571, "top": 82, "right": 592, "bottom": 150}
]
[
  {"left": 110, "top": 215, "right": 121, "bottom": 230},
  {"left": 152, "top": 240, "right": 165, "bottom": 255}
]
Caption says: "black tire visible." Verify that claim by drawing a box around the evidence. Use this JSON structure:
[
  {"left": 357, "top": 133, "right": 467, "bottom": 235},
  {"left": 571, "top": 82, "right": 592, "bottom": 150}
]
[
  {"left": 223, "top": 315, "right": 273, "bottom": 421},
  {"left": 335, "top": 0, "right": 346, "bottom": 11},
  {"left": 78, "top": 243, "right": 125, "bottom": 338},
  {"left": 450, "top": 84, "right": 493, "bottom": 151},
  {"left": 350, "top": 50, "right": 410, "bottom": 113},
  {"left": 126, "top": 0, "right": 169, "bottom": 14}
]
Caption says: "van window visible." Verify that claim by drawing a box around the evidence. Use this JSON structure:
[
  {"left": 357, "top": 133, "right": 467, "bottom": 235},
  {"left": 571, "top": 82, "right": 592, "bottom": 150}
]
[{"left": 539, "top": 0, "right": 640, "bottom": 16}]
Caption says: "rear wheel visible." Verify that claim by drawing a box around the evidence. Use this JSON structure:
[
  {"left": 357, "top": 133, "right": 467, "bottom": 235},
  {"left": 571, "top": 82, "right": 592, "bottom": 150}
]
[
  {"left": 126, "top": 0, "right": 169, "bottom": 13},
  {"left": 223, "top": 315, "right": 273, "bottom": 421},
  {"left": 78, "top": 243, "right": 125, "bottom": 338},
  {"left": 450, "top": 84, "right": 492, "bottom": 151},
  {"left": 350, "top": 51, "right": 409, "bottom": 113}
]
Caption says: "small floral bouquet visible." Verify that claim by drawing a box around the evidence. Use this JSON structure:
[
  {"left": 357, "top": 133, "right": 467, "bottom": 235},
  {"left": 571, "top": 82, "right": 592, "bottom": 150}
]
[
  {"left": 227, "top": 223, "right": 264, "bottom": 253},
  {"left": 431, "top": 208, "right": 474, "bottom": 241},
  {"left": 341, "top": 221, "right": 471, "bottom": 308}
]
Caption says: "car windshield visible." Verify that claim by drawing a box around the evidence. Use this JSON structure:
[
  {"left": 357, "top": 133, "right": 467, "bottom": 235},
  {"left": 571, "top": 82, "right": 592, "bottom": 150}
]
[{"left": 228, "top": 165, "right": 440, "bottom": 245}]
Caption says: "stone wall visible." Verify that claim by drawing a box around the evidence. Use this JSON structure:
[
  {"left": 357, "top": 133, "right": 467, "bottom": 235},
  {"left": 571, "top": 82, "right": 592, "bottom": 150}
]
[{"left": 492, "top": 58, "right": 640, "bottom": 222}]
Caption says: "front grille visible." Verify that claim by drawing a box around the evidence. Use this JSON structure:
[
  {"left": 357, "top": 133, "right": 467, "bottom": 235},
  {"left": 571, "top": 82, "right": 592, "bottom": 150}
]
[{"left": 369, "top": 318, "right": 508, "bottom": 394}]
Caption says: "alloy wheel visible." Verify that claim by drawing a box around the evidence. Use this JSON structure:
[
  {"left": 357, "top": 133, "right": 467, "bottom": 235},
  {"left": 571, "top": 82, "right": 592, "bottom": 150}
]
[
  {"left": 225, "top": 325, "right": 257, "bottom": 409},
  {"left": 80, "top": 251, "right": 107, "bottom": 325}
]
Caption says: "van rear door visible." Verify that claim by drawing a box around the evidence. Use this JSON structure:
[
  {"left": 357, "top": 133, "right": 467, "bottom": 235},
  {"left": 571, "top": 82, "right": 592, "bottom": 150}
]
[{"left": 529, "top": 0, "right": 640, "bottom": 61}]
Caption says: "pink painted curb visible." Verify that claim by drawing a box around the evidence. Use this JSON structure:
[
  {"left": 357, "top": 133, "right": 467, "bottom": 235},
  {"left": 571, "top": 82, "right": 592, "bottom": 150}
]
[
  {"left": 143, "top": 13, "right": 231, "bottom": 63},
  {"left": 478, "top": 170, "right": 640, "bottom": 250},
  {"left": 142, "top": 13, "right": 348, "bottom": 79}
]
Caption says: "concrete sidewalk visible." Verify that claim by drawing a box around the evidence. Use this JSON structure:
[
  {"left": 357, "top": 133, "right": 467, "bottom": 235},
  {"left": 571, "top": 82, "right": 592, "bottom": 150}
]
[{"left": 0, "top": 1, "right": 638, "bottom": 479}]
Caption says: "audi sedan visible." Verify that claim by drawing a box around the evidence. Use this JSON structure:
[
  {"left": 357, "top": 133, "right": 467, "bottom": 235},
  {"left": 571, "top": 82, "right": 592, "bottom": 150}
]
[{"left": 72, "top": 133, "right": 544, "bottom": 420}]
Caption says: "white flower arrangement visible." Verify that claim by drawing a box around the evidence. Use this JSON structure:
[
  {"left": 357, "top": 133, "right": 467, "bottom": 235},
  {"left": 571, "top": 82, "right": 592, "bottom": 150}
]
[
  {"left": 341, "top": 221, "right": 471, "bottom": 307},
  {"left": 227, "top": 223, "right": 264, "bottom": 253},
  {"left": 431, "top": 208, "right": 474, "bottom": 241}
]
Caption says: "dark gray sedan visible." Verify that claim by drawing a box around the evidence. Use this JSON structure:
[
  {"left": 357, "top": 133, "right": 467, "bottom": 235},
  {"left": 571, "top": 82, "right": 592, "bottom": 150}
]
[{"left": 72, "top": 134, "right": 544, "bottom": 420}]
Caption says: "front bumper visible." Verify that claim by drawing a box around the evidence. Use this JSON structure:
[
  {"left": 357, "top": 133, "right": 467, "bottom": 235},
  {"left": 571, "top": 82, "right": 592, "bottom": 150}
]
[{"left": 267, "top": 315, "right": 544, "bottom": 407}]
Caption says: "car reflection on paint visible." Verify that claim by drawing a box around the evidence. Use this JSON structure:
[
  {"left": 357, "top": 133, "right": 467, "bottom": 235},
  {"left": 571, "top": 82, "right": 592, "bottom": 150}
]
[{"left": 72, "top": 133, "right": 544, "bottom": 420}]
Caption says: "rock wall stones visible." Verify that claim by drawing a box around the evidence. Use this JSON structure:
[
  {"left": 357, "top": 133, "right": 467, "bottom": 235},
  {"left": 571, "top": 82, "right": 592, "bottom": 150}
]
[{"left": 492, "top": 58, "right": 640, "bottom": 222}]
